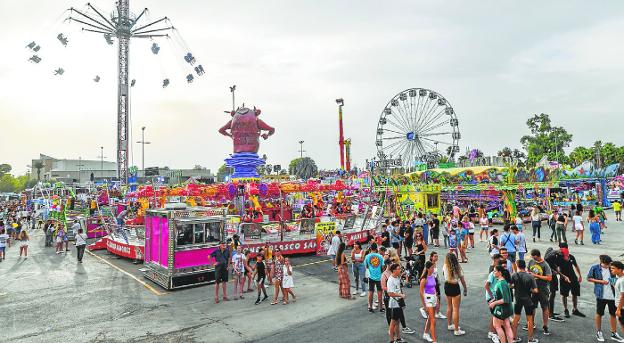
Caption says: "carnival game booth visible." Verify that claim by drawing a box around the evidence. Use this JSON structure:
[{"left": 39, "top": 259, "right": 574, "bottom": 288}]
[
  {"left": 407, "top": 165, "right": 558, "bottom": 221},
  {"left": 551, "top": 161, "right": 619, "bottom": 208},
  {"left": 369, "top": 175, "right": 442, "bottom": 220},
  {"left": 143, "top": 205, "right": 226, "bottom": 290},
  {"left": 239, "top": 207, "right": 379, "bottom": 256}
]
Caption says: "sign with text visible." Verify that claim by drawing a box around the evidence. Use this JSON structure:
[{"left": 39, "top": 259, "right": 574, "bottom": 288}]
[{"left": 314, "top": 222, "right": 337, "bottom": 235}]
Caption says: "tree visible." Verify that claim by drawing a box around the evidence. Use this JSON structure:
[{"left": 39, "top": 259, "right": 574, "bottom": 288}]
[
  {"left": 290, "top": 157, "right": 318, "bottom": 180},
  {"left": 0, "top": 164, "right": 11, "bottom": 176},
  {"left": 568, "top": 146, "right": 592, "bottom": 165},
  {"left": 33, "top": 161, "right": 44, "bottom": 181},
  {"left": 193, "top": 165, "right": 205, "bottom": 170},
  {"left": 497, "top": 147, "right": 512, "bottom": 158},
  {"left": 498, "top": 147, "right": 527, "bottom": 165},
  {"left": 216, "top": 164, "right": 232, "bottom": 182},
  {"left": 288, "top": 158, "right": 301, "bottom": 175},
  {"left": 520, "top": 113, "right": 572, "bottom": 166},
  {"left": 0, "top": 174, "right": 16, "bottom": 192}
]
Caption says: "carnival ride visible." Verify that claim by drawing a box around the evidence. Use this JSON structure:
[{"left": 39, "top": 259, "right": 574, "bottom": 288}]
[
  {"left": 25, "top": 1, "right": 204, "bottom": 183},
  {"left": 375, "top": 88, "right": 461, "bottom": 171}
]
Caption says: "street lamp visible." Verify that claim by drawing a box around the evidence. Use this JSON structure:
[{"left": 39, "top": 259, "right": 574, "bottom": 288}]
[
  {"left": 298, "top": 140, "right": 305, "bottom": 159},
  {"left": 137, "top": 126, "right": 151, "bottom": 176},
  {"left": 77, "top": 156, "right": 85, "bottom": 185},
  {"left": 97, "top": 147, "right": 107, "bottom": 178}
]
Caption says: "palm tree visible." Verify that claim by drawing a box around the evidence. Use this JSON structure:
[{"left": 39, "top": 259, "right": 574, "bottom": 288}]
[{"left": 33, "top": 161, "right": 44, "bottom": 181}]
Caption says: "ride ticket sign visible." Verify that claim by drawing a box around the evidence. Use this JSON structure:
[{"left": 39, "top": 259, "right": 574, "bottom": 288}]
[{"left": 314, "top": 222, "right": 336, "bottom": 234}]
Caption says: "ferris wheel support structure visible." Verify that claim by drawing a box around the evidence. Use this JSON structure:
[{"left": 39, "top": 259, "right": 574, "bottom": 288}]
[{"left": 67, "top": 1, "right": 174, "bottom": 183}]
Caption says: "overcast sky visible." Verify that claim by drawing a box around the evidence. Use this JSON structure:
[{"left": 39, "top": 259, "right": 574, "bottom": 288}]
[{"left": 1, "top": 0, "right": 624, "bottom": 175}]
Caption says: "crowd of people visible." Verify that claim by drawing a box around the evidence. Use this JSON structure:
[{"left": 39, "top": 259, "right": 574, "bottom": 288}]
[
  {"left": 320, "top": 202, "right": 624, "bottom": 343},
  {"left": 0, "top": 199, "right": 89, "bottom": 263},
  {"left": 210, "top": 240, "right": 297, "bottom": 306}
]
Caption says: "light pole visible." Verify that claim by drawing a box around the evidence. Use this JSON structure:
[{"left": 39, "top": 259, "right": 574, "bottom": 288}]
[
  {"left": 230, "top": 85, "right": 236, "bottom": 111},
  {"left": 335, "top": 98, "right": 345, "bottom": 170},
  {"left": 137, "top": 126, "right": 151, "bottom": 177},
  {"left": 298, "top": 140, "right": 305, "bottom": 159},
  {"left": 97, "top": 147, "right": 107, "bottom": 179},
  {"left": 77, "top": 156, "right": 85, "bottom": 185}
]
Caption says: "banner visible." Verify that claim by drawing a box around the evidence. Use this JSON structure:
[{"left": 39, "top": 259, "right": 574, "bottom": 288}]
[
  {"left": 315, "top": 222, "right": 336, "bottom": 256},
  {"left": 242, "top": 239, "right": 317, "bottom": 256},
  {"left": 106, "top": 237, "right": 145, "bottom": 260}
]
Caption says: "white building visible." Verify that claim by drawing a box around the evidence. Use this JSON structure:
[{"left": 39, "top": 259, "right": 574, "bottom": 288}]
[{"left": 31, "top": 154, "right": 117, "bottom": 183}]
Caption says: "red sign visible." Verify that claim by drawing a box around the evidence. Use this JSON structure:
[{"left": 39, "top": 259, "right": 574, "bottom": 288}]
[
  {"left": 106, "top": 237, "right": 145, "bottom": 260},
  {"left": 243, "top": 239, "right": 317, "bottom": 256},
  {"left": 344, "top": 230, "right": 372, "bottom": 245}
]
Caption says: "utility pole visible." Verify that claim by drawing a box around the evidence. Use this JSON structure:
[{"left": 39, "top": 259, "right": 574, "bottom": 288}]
[
  {"left": 335, "top": 98, "right": 345, "bottom": 170},
  {"left": 230, "top": 85, "right": 236, "bottom": 111},
  {"left": 137, "top": 126, "right": 151, "bottom": 177},
  {"left": 298, "top": 140, "right": 305, "bottom": 159}
]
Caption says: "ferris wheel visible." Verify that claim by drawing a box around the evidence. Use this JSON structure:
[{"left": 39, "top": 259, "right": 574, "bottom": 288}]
[{"left": 375, "top": 88, "right": 460, "bottom": 169}]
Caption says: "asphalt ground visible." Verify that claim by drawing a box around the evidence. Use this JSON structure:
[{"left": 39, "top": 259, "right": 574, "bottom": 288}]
[{"left": 1, "top": 210, "right": 623, "bottom": 343}]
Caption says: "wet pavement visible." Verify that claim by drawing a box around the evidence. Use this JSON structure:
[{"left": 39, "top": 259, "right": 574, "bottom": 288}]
[{"left": 1, "top": 211, "right": 623, "bottom": 342}]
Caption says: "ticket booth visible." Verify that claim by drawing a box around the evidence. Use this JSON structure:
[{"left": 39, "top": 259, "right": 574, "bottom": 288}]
[{"left": 143, "top": 207, "right": 225, "bottom": 290}]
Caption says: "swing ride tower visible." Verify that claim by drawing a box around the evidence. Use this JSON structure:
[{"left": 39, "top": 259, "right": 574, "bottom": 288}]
[{"left": 66, "top": 1, "right": 174, "bottom": 183}]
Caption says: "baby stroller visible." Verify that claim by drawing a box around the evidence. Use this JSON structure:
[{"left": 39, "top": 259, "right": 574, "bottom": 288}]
[{"left": 403, "top": 255, "right": 421, "bottom": 288}]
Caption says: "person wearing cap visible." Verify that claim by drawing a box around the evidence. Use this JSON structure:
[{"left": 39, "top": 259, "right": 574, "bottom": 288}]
[
  {"left": 558, "top": 243, "right": 585, "bottom": 318},
  {"left": 210, "top": 241, "right": 232, "bottom": 303}
]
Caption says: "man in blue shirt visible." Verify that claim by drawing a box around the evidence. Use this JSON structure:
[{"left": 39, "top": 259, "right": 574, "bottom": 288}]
[
  {"left": 365, "top": 243, "right": 385, "bottom": 313},
  {"left": 500, "top": 224, "right": 517, "bottom": 266},
  {"left": 587, "top": 255, "right": 623, "bottom": 342},
  {"left": 210, "top": 241, "right": 231, "bottom": 303}
]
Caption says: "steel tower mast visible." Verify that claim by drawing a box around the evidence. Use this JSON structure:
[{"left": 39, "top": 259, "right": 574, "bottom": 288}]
[{"left": 67, "top": 1, "right": 174, "bottom": 183}]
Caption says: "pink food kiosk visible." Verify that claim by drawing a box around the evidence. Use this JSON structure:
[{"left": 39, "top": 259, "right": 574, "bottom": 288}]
[{"left": 143, "top": 206, "right": 226, "bottom": 290}]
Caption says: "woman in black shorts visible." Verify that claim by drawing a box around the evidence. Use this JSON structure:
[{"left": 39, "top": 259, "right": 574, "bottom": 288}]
[{"left": 443, "top": 253, "right": 467, "bottom": 335}]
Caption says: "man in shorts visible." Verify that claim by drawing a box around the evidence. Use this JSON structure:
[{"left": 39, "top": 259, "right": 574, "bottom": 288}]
[
  {"left": 611, "top": 261, "right": 624, "bottom": 339},
  {"left": 365, "top": 243, "right": 384, "bottom": 313},
  {"left": 613, "top": 201, "right": 622, "bottom": 222},
  {"left": 544, "top": 248, "right": 565, "bottom": 323},
  {"left": 527, "top": 249, "right": 553, "bottom": 336},
  {"left": 500, "top": 225, "right": 517, "bottom": 271},
  {"left": 210, "top": 241, "right": 231, "bottom": 303},
  {"left": 588, "top": 255, "right": 623, "bottom": 342},
  {"left": 558, "top": 243, "right": 585, "bottom": 318},
  {"left": 511, "top": 259, "right": 539, "bottom": 343}
]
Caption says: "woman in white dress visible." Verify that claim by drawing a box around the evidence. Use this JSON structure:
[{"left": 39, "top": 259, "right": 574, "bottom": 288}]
[{"left": 282, "top": 258, "right": 296, "bottom": 304}]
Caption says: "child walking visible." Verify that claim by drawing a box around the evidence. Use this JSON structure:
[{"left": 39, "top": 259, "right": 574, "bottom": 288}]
[{"left": 253, "top": 254, "right": 269, "bottom": 305}]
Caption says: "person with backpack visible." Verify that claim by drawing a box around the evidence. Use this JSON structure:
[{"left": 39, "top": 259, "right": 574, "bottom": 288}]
[
  {"left": 500, "top": 225, "right": 517, "bottom": 272},
  {"left": 512, "top": 226, "right": 527, "bottom": 262}
]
